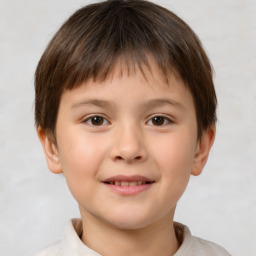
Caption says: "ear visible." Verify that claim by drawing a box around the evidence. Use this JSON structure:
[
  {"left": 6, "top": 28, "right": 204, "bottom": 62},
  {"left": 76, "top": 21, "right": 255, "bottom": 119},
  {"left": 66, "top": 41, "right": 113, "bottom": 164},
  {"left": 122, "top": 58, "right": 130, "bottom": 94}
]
[
  {"left": 37, "top": 127, "right": 63, "bottom": 174},
  {"left": 191, "top": 126, "right": 216, "bottom": 176}
]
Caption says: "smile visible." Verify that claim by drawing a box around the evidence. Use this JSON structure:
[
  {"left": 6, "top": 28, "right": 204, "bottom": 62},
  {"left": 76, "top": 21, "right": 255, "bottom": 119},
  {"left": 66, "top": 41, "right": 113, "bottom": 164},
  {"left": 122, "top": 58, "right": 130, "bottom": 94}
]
[
  {"left": 104, "top": 181, "right": 152, "bottom": 186},
  {"left": 102, "top": 175, "right": 155, "bottom": 196}
]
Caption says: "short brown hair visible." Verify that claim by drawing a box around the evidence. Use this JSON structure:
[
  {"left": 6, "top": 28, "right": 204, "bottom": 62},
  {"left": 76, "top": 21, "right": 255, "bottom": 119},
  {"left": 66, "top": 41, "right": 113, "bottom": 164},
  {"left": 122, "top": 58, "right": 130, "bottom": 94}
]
[{"left": 35, "top": 0, "right": 217, "bottom": 139}]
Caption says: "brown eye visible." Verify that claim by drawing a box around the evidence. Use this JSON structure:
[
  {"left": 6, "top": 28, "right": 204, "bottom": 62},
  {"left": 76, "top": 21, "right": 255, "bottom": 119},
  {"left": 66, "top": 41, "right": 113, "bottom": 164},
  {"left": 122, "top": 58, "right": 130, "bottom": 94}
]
[
  {"left": 151, "top": 116, "right": 165, "bottom": 126},
  {"left": 86, "top": 116, "right": 108, "bottom": 126},
  {"left": 147, "top": 116, "right": 172, "bottom": 126},
  {"left": 91, "top": 116, "right": 103, "bottom": 125}
]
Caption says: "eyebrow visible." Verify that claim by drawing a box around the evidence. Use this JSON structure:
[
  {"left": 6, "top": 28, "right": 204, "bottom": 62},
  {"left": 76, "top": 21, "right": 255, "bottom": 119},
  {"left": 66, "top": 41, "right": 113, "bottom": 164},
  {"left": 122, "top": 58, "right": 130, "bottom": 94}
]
[
  {"left": 71, "top": 98, "right": 185, "bottom": 110},
  {"left": 142, "top": 98, "right": 185, "bottom": 110},
  {"left": 71, "top": 99, "right": 113, "bottom": 109}
]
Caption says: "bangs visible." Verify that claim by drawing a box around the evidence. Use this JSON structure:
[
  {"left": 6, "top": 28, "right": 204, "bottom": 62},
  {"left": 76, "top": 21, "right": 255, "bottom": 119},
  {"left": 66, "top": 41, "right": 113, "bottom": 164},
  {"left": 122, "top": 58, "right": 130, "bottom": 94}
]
[{"left": 65, "top": 51, "right": 172, "bottom": 90}]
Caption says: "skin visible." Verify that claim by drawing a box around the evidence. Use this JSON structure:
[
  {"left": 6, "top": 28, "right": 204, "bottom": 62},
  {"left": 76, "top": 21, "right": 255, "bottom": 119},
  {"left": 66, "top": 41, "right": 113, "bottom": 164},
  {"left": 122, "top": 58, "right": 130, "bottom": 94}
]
[{"left": 38, "top": 60, "right": 215, "bottom": 256}]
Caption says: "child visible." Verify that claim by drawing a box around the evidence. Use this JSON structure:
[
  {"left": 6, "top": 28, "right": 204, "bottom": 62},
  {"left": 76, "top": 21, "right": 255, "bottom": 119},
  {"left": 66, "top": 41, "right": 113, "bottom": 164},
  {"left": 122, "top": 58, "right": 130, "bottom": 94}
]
[{"left": 33, "top": 0, "right": 231, "bottom": 255}]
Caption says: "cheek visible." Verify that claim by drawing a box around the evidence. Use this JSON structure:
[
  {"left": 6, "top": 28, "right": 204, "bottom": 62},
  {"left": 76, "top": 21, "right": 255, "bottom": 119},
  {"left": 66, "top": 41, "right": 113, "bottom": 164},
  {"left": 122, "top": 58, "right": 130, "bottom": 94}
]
[
  {"left": 57, "top": 136, "right": 106, "bottom": 203},
  {"left": 151, "top": 133, "right": 196, "bottom": 170},
  {"left": 57, "top": 132, "right": 107, "bottom": 180},
  {"left": 150, "top": 132, "right": 196, "bottom": 192}
]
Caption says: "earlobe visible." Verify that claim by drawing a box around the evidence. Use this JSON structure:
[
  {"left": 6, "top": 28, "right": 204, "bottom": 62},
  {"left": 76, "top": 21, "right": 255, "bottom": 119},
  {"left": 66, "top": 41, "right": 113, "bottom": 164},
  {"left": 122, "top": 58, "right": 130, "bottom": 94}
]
[
  {"left": 37, "top": 127, "right": 63, "bottom": 174},
  {"left": 191, "top": 126, "right": 216, "bottom": 176}
]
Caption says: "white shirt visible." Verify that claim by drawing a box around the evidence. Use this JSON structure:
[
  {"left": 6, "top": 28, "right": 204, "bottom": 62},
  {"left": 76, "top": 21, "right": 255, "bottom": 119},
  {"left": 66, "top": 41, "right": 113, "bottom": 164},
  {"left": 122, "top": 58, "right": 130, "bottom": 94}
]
[{"left": 31, "top": 219, "right": 231, "bottom": 256}]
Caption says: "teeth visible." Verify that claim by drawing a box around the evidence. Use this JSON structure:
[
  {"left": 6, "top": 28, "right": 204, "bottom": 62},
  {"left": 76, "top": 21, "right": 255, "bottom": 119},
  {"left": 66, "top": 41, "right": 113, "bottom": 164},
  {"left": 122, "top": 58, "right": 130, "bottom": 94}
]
[
  {"left": 129, "top": 181, "right": 137, "bottom": 186},
  {"left": 108, "top": 181, "right": 149, "bottom": 186}
]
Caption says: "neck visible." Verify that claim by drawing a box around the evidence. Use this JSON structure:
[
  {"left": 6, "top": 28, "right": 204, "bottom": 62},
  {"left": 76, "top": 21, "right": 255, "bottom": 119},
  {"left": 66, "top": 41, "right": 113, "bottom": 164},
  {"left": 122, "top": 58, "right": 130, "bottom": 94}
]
[{"left": 80, "top": 213, "right": 179, "bottom": 256}]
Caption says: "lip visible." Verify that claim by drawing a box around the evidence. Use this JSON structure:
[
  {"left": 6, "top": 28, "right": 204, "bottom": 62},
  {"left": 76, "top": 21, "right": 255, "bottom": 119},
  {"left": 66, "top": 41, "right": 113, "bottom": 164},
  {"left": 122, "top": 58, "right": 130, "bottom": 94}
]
[
  {"left": 102, "top": 175, "right": 155, "bottom": 196},
  {"left": 103, "top": 175, "right": 154, "bottom": 183}
]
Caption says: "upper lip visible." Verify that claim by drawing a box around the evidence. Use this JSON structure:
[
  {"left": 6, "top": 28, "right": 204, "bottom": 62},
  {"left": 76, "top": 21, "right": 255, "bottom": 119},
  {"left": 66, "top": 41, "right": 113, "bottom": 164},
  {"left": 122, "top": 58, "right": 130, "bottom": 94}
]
[{"left": 103, "top": 175, "right": 154, "bottom": 183}]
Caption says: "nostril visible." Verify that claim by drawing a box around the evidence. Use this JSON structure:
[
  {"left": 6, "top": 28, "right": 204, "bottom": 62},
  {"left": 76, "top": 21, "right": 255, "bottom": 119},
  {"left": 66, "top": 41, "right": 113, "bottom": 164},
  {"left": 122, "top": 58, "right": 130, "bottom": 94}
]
[{"left": 114, "top": 155, "right": 142, "bottom": 161}]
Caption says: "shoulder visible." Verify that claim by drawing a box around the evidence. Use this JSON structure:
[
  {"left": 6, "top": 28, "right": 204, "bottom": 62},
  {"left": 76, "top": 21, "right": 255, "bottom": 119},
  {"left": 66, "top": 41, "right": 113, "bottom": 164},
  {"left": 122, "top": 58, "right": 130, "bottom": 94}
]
[
  {"left": 29, "top": 219, "right": 92, "bottom": 256},
  {"left": 192, "top": 236, "right": 231, "bottom": 256},
  {"left": 174, "top": 222, "right": 231, "bottom": 256},
  {"left": 29, "top": 240, "right": 63, "bottom": 256}
]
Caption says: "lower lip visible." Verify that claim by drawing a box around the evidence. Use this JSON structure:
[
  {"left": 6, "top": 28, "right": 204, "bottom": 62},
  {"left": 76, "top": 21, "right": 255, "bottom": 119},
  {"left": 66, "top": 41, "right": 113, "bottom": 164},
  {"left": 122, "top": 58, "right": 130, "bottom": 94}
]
[{"left": 103, "top": 183, "right": 153, "bottom": 196}]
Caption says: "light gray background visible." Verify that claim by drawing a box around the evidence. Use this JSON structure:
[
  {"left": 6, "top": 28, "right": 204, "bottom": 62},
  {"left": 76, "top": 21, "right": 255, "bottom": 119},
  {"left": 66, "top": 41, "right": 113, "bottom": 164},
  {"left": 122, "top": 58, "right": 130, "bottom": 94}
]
[{"left": 0, "top": 0, "right": 255, "bottom": 255}]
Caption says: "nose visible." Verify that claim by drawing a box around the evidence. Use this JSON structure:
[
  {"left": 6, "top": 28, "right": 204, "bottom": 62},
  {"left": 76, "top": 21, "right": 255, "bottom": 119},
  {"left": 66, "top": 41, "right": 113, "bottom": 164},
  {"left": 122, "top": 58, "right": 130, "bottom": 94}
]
[{"left": 110, "top": 125, "right": 148, "bottom": 163}]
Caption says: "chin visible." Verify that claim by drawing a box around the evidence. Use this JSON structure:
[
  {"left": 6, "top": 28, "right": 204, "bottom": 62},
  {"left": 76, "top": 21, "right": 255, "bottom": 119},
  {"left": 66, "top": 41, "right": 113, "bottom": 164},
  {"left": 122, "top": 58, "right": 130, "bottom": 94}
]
[
  {"left": 104, "top": 211, "right": 155, "bottom": 230},
  {"left": 110, "top": 220, "right": 149, "bottom": 230}
]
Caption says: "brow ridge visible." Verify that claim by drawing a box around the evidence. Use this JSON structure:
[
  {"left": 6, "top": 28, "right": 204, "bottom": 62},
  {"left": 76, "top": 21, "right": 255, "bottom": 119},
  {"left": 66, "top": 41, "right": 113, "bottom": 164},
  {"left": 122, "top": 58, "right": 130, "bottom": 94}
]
[
  {"left": 71, "top": 99, "right": 113, "bottom": 109},
  {"left": 71, "top": 98, "right": 185, "bottom": 111},
  {"left": 142, "top": 98, "right": 185, "bottom": 110}
]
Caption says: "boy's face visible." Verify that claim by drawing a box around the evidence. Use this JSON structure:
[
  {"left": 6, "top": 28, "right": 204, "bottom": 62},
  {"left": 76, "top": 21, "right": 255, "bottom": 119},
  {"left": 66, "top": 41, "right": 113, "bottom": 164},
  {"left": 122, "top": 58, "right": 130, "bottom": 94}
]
[{"left": 39, "top": 60, "right": 214, "bottom": 230}]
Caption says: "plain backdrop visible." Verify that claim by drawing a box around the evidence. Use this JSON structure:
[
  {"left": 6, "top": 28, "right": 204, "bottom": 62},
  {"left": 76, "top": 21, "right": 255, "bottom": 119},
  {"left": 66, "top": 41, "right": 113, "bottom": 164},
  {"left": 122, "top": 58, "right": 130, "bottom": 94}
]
[{"left": 0, "top": 0, "right": 255, "bottom": 255}]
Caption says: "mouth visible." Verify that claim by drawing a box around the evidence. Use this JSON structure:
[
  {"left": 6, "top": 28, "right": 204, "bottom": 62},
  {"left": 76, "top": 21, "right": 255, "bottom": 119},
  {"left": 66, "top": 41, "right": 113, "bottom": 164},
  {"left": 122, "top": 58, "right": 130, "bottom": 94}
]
[
  {"left": 103, "top": 181, "right": 153, "bottom": 186},
  {"left": 102, "top": 175, "right": 155, "bottom": 196}
]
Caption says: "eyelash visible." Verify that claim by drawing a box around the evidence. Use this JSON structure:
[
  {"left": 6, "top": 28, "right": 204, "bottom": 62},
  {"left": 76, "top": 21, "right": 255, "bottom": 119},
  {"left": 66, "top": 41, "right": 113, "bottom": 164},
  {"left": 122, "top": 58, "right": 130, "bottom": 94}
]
[
  {"left": 82, "top": 114, "right": 173, "bottom": 127},
  {"left": 146, "top": 115, "right": 173, "bottom": 126},
  {"left": 82, "top": 115, "right": 109, "bottom": 126}
]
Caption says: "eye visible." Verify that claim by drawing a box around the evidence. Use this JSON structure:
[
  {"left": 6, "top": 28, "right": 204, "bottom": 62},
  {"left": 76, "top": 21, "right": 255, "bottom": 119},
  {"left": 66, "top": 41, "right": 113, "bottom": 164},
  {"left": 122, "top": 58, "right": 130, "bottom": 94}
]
[
  {"left": 84, "top": 115, "right": 109, "bottom": 126},
  {"left": 147, "top": 116, "right": 172, "bottom": 126}
]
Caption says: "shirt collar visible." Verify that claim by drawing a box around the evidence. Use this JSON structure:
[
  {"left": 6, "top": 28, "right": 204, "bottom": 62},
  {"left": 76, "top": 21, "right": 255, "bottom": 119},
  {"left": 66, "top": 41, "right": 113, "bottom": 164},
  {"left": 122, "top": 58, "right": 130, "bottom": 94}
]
[
  {"left": 62, "top": 218, "right": 192, "bottom": 256},
  {"left": 62, "top": 218, "right": 101, "bottom": 256}
]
